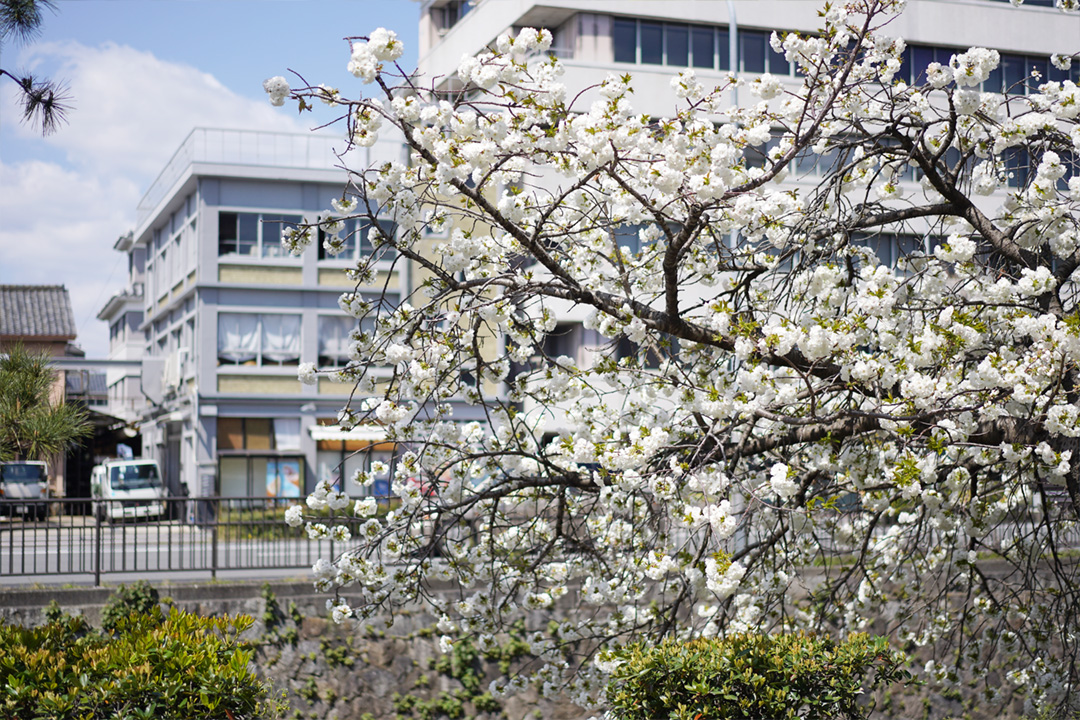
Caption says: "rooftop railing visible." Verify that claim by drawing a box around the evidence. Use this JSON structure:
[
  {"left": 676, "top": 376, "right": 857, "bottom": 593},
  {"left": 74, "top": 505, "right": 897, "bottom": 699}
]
[{"left": 136, "top": 128, "right": 401, "bottom": 227}]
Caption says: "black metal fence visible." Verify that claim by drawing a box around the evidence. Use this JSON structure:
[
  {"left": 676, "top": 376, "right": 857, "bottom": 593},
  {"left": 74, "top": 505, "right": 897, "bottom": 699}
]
[{"left": 0, "top": 497, "right": 343, "bottom": 586}]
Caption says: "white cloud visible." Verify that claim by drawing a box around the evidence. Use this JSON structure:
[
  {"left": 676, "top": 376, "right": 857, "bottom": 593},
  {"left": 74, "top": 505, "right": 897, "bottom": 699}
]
[
  {"left": 12, "top": 40, "right": 307, "bottom": 175},
  {"left": 1, "top": 41, "right": 310, "bottom": 357}
]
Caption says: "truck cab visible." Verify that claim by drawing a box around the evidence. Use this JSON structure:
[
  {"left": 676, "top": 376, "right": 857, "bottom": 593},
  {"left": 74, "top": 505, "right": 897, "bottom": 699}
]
[
  {"left": 91, "top": 459, "right": 166, "bottom": 522},
  {"left": 0, "top": 461, "right": 49, "bottom": 520}
]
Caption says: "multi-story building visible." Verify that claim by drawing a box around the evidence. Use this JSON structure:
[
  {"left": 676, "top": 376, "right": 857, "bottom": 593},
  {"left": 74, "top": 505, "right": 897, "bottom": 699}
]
[
  {"left": 419, "top": 0, "right": 1079, "bottom": 119},
  {"left": 97, "top": 231, "right": 147, "bottom": 426},
  {"left": 112, "top": 128, "right": 410, "bottom": 501}
]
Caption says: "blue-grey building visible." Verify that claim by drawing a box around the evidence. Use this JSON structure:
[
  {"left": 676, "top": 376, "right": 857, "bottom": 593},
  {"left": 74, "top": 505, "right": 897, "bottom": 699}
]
[{"left": 109, "top": 128, "right": 407, "bottom": 500}]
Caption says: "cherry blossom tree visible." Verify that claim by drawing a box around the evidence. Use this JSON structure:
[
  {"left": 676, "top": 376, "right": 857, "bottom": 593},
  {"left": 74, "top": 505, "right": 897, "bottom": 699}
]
[{"left": 269, "top": 1, "right": 1080, "bottom": 715}]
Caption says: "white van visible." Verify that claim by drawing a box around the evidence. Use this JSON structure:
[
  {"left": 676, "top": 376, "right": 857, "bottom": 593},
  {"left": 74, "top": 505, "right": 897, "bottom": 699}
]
[
  {"left": 91, "top": 459, "right": 166, "bottom": 521},
  {"left": 0, "top": 461, "right": 49, "bottom": 520}
]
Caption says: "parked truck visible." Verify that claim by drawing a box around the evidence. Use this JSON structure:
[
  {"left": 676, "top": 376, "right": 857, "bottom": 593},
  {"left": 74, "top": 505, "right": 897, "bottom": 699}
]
[
  {"left": 90, "top": 459, "right": 167, "bottom": 522},
  {"left": 0, "top": 461, "right": 49, "bottom": 520}
]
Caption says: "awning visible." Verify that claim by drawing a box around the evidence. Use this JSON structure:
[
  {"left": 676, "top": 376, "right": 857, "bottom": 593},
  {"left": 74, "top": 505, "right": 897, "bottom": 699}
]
[{"left": 308, "top": 425, "right": 387, "bottom": 443}]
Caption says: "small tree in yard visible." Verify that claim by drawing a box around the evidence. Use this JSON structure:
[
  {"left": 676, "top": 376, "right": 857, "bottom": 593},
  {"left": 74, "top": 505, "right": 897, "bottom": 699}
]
[
  {"left": 269, "top": 0, "right": 1080, "bottom": 716},
  {"left": 0, "top": 344, "right": 91, "bottom": 462}
]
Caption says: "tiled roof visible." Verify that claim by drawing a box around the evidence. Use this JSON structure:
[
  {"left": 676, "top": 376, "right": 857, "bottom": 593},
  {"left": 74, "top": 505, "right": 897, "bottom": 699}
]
[{"left": 0, "top": 285, "right": 77, "bottom": 339}]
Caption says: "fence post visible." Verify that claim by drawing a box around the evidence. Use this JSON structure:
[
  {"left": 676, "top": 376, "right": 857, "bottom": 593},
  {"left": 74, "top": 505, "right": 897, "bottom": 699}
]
[
  {"left": 210, "top": 496, "right": 218, "bottom": 581},
  {"left": 94, "top": 500, "right": 102, "bottom": 587}
]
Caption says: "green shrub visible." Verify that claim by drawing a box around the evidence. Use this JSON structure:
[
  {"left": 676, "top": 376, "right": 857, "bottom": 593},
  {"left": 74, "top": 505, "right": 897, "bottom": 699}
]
[
  {"left": 605, "top": 632, "right": 911, "bottom": 720},
  {"left": 100, "top": 579, "right": 162, "bottom": 633},
  {"left": 0, "top": 607, "right": 285, "bottom": 719}
]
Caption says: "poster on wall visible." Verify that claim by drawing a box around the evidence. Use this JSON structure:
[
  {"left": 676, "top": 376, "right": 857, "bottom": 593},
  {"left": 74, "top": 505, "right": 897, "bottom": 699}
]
[{"left": 266, "top": 459, "right": 302, "bottom": 498}]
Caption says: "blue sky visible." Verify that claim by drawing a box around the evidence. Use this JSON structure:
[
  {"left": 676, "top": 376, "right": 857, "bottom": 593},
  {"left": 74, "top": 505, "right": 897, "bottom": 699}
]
[{"left": 0, "top": 0, "right": 421, "bottom": 356}]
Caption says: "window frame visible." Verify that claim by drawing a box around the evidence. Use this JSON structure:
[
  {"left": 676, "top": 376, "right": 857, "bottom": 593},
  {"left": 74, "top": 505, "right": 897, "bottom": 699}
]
[
  {"left": 217, "top": 210, "right": 304, "bottom": 260},
  {"left": 216, "top": 312, "right": 303, "bottom": 368},
  {"left": 317, "top": 217, "right": 399, "bottom": 263}
]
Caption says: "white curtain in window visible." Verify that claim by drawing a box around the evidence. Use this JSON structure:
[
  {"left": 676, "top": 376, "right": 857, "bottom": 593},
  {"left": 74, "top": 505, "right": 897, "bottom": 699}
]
[
  {"left": 273, "top": 418, "right": 301, "bottom": 451},
  {"left": 318, "top": 315, "right": 353, "bottom": 363},
  {"left": 217, "top": 313, "right": 259, "bottom": 363},
  {"left": 261, "top": 314, "right": 301, "bottom": 363}
]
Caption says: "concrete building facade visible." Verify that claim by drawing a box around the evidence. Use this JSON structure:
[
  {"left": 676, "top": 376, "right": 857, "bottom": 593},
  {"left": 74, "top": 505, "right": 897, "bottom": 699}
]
[{"left": 110, "top": 128, "right": 407, "bottom": 501}]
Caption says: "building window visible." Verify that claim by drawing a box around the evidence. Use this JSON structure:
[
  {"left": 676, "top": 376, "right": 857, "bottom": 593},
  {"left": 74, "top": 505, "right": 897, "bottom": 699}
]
[
  {"left": 665, "top": 24, "right": 689, "bottom": 67},
  {"left": 640, "top": 21, "right": 663, "bottom": 65},
  {"left": 613, "top": 18, "right": 637, "bottom": 63},
  {"left": 218, "top": 417, "right": 301, "bottom": 451},
  {"left": 896, "top": 43, "right": 1078, "bottom": 93},
  {"left": 740, "top": 30, "right": 766, "bottom": 73},
  {"left": 217, "top": 313, "right": 301, "bottom": 366},
  {"left": 616, "top": 333, "right": 677, "bottom": 369},
  {"left": 612, "top": 18, "right": 743, "bottom": 71},
  {"left": 852, "top": 232, "right": 926, "bottom": 267},
  {"left": 317, "top": 446, "right": 394, "bottom": 497},
  {"left": 319, "top": 315, "right": 353, "bottom": 367},
  {"left": 219, "top": 455, "right": 304, "bottom": 499},
  {"left": 692, "top": 25, "right": 717, "bottom": 69},
  {"left": 318, "top": 217, "right": 398, "bottom": 261},
  {"left": 218, "top": 418, "right": 304, "bottom": 499},
  {"left": 434, "top": 0, "right": 472, "bottom": 32},
  {"left": 218, "top": 211, "right": 302, "bottom": 258}
]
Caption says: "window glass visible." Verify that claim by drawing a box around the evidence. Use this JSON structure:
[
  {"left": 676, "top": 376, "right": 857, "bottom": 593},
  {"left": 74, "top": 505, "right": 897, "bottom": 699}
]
[
  {"left": 613, "top": 18, "right": 637, "bottom": 63},
  {"left": 612, "top": 224, "right": 644, "bottom": 256},
  {"left": 666, "top": 24, "right": 689, "bottom": 67},
  {"left": 317, "top": 449, "right": 343, "bottom": 488},
  {"left": 1027, "top": 56, "right": 1049, "bottom": 93},
  {"left": 218, "top": 213, "right": 237, "bottom": 255},
  {"left": 1002, "top": 53, "right": 1026, "bottom": 94},
  {"left": 320, "top": 217, "right": 397, "bottom": 260},
  {"left": 260, "top": 314, "right": 301, "bottom": 365},
  {"left": 691, "top": 26, "right": 714, "bottom": 69},
  {"left": 319, "top": 315, "right": 355, "bottom": 367},
  {"left": 911, "top": 45, "right": 935, "bottom": 85},
  {"left": 717, "top": 28, "right": 730, "bottom": 71},
  {"left": 1002, "top": 146, "right": 1029, "bottom": 188},
  {"left": 319, "top": 217, "right": 357, "bottom": 259},
  {"left": 343, "top": 452, "right": 368, "bottom": 495},
  {"left": 218, "top": 313, "right": 301, "bottom": 366},
  {"left": 246, "top": 419, "right": 273, "bottom": 451},
  {"left": 543, "top": 323, "right": 580, "bottom": 362},
  {"left": 274, "top": 419, "right": 301, "bottom": 451},
  {"left": 740, "top": 30, "right": 767, "bottom": 73},
  {"left": 219, "top": 457, "right": 248, "bottom": 497},
  {"left": 359, "top": 219, "right": 399, "bottom": 258},
  {"left": 795, "top": 146, "right": 819, "bottom": 176},
  {"left": 237, "top": 213, "right": 259, "bottom": 255},
  {"left": 1048, "top": 61, "right": 1070, "bottom": 84},
  {"left": 217, "top": 314, "right": 259, "bottom": 364},
  {"left": 260, "top": 214, "right": 301, "bottom": 258},
  {"left": 640, "top": 22, "right": 663, "bottom": 65},
  {"left": 768, "top": 38, "right": 789, "bottom": 74},
  {"left": 218, "top": 418, "right": 244, "bottom": 450},
  {"left": 218, "top": 211, "right": 300, "bottom": 257}
]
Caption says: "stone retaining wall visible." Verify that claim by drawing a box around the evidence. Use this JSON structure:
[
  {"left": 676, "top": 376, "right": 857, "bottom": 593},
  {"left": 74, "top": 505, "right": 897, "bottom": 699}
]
[{"left": 0, "top": 581, "right": 590, "bottom": 720}]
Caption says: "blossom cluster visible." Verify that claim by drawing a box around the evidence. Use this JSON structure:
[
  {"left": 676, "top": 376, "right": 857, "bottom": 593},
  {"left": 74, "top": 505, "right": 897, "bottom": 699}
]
[{"left": 269, "top": 5, "right": 1080, "bottom": 715}]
